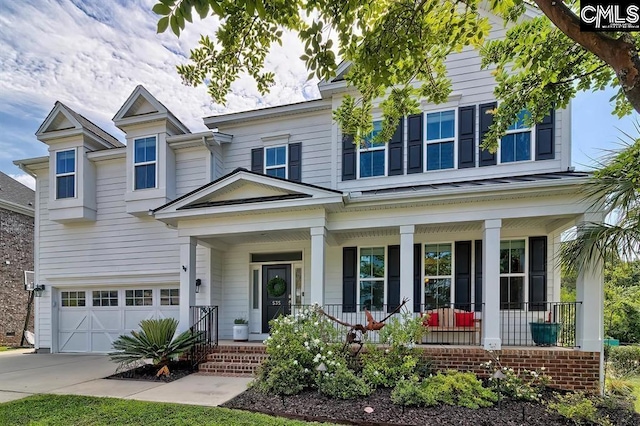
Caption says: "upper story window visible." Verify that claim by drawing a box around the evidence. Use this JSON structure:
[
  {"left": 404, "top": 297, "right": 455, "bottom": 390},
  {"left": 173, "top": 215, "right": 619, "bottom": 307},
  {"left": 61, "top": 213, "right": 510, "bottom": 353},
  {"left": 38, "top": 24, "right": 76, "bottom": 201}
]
[
  {"left": 359, "top": 121, "right": 386, "bottom": 178},
  {"left": 500, "top": 239, "right": 526, "bottom": 309},
  {"left": 359, "top": 247, "right": 385, "bottom": 311},
  {"left": 134, "top": 136, "right": 157, "bottom": 190},
  {"left": 265, "top": 145, "right": 287, "bottom": 178},
  {"left": 55, "top": 149, "right": 76, "bottom": 199},
  {"left": 424, "top": 243, "right": 453, "bottom": 309},
  {"left": 501, "top": 110, "right": 531, "bottom": 163},
  {"left": 425, "top": 110, "right": 455, "bottom": 171}
]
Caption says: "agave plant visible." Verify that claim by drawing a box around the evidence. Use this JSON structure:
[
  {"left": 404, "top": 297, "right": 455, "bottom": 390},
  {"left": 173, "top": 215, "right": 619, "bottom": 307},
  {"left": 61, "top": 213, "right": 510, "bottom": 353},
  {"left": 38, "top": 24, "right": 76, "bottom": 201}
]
[{"left": 110, "top": 318, "right": 200, "bottom": 372}]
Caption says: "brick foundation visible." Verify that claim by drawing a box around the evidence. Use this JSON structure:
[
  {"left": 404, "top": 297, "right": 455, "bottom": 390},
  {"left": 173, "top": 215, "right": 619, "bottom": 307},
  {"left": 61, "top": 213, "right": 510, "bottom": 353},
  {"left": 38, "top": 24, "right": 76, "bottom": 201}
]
[{"left": 420, "top": 347, "right": 600, "bottom": 393}]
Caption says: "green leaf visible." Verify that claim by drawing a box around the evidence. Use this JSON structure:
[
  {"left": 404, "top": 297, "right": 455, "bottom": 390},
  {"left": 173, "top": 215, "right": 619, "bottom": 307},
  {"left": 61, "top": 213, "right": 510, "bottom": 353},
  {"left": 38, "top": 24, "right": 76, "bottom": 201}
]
[
  {"left": 157, "top": 16, "right": 170, "bottom": 33},
  {"left": 152, "top": 3, "right": 171, "bottom": 16},
  {"left": 170, "top": 15, "right": 180, "bottom": 36},
  {"left": 211, "top": 1, "right": 223, "bottom": 16}
]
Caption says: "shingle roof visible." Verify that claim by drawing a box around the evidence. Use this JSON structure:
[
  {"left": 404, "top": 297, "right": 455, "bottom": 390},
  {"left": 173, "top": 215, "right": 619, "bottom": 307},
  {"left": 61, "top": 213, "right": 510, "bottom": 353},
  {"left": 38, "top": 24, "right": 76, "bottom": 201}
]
[
  {"left": 57, "top": 102, "right": 124, "bottom": 148},
  {"left": 0, "top": 172, "right": 35, "bottom": 210}
]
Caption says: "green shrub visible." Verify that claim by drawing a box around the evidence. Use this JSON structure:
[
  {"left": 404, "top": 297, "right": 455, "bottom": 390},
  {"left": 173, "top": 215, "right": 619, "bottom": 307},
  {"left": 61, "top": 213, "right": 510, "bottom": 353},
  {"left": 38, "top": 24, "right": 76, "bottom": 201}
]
[
  {"left": 608, "top": 345, "right": 640, "bottom": 377},
  {"left": 255, "top": 359, "right": 308, "bottom": 396},
  {"left": 605, "top": 377, "right": 634, "bottom": 398},
  {"left": 360, "top": 346, "right": 419, "bottom": 388},
  {"left": 480, "top": 354, "right": 551, "bottom": 401},
  {"left": 316, "top": 364, "right": 371, "bottom": 399},
  {"left": 378, "top": 312, "right": 427, "bottom": 347},
  {"left": 109, "top": 318, "right": 200, "bottom": 371},
  {"left": 548, "top": 393, "right": 612, "bottom": 426}
]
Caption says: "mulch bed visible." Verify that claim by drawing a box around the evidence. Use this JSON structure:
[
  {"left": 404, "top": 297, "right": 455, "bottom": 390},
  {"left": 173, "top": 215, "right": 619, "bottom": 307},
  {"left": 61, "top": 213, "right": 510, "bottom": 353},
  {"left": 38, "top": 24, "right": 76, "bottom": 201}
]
[
  {"left": 105, "top": 360, "right": 195, "bottom": 383},
  {"left": 222, "top": 388, "right": 640, "bottom": 426}
]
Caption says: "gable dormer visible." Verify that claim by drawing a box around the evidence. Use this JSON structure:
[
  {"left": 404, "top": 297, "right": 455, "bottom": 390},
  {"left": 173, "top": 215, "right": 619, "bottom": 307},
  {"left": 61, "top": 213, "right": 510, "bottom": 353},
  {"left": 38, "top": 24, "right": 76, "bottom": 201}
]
[
  {"left": 36, "top": 102, "right": 123, "bottom": 222},
  {"left": 113, "top": 85, "right": 191, "bottom": 215}
]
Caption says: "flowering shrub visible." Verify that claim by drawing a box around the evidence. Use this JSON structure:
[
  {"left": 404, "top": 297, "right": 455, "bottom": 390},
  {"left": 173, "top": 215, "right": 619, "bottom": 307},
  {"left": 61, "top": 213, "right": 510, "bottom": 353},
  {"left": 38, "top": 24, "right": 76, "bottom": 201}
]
[
  {"left": 360, "top": 346, "right": 419, "bottom": 388},
  {"left": 480, "top": 351, "right": 551, "bottom": 401},
  {"left": 378, "top": 312, "right": 427, "bottom": 347},
  {"left": 316, "top": 363, "right": 371, "bottom": 399},
  {"left": 607, "top": 345, "right": 640, "bottom": 377}
]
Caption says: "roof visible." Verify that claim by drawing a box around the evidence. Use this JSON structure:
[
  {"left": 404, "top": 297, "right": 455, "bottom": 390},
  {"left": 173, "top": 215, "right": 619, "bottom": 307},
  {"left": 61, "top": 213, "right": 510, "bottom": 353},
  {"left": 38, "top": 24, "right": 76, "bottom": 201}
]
[
  {"left": 0, "top": 172, "right": 35, "bottom": 215},
  {"left": 56, "top": 102, "right": 124, "bottom": 148}
]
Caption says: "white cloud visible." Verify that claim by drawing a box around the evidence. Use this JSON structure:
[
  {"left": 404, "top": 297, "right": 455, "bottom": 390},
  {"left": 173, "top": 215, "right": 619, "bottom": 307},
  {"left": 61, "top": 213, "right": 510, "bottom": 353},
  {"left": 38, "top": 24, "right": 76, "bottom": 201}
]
[{"left": 8, "top": 173, "right": 36, "bottom": 191}]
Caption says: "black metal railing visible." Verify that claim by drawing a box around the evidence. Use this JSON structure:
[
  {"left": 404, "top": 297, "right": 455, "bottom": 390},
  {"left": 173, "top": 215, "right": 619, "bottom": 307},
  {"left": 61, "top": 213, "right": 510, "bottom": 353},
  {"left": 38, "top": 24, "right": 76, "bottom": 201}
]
[
  {"left": 190, "top": 305, "right": 218, "bottom": 368},
  {"left": 500, "top": 301, "right": 580, "bottom": 348},
  {"left": 416, "top": 302, "right": 485, "bottom": 346}
]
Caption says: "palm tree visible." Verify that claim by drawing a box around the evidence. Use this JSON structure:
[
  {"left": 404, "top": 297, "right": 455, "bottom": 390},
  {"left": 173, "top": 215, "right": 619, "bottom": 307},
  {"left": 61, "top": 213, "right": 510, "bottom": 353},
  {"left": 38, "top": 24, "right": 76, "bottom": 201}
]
[{"left": 560, "top": 129, "right": 640, "bottom": 273}]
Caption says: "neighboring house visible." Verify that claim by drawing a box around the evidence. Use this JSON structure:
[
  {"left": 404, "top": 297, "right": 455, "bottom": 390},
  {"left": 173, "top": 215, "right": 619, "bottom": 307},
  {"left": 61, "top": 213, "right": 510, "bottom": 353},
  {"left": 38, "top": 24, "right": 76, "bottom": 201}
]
[
  {"left": 14, "top": 10, "right": 604, "bottom": 390},
  {"left": 0, "top": 172, "right": 35, "bottom": 346}
]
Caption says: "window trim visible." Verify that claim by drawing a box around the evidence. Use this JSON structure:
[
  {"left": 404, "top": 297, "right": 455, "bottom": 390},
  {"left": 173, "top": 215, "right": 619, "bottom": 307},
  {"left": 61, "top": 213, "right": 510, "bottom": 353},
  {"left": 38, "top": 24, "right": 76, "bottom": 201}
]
[
  {"left": 55, "top": 148, "right": 77, "bottom": 200},
  {"left": 422, "top": 241, "right": 455, "bottom": 308},
  {"left": 424, "top": 108, "right": 457, "bottom": 172},
  {"left": 91, "top": 290, "right": 119, "bottom": 307},
  {"left": 356, "top": 120, "right": 387, "bottom": 179},
  {"left": 60, "top": 290, "right": 86, "bottom": 307},
  {"left": 357, "top": 246, "right": 387, "bottom": 311},
  {"left": 498, "top": 111, "right": 534, "bottom": 164},
  {"left": 264, "top": 145, "right": 288, "bottom": 179},
  {"left": 133, "top": 135, "right": 158, "bottom": 190},
  {"left": 125, "top": 288, "right": 154, "bottom": 306},
  {"left": 499, "top": 238, "right": 528, "bottom": 310},
  {"left": 160, "top": 288, "right": 180, "bottom": 306}
]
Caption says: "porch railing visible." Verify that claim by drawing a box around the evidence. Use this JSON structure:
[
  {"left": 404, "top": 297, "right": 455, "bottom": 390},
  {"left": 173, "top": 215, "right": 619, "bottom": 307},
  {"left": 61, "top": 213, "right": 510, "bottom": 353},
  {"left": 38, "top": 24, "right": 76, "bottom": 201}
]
[
  {"left": 500, "top": 301, "right": 580, "bottom": 348},
  {"left": 190, "top": 305, "right": 218, "bottom": 368}
]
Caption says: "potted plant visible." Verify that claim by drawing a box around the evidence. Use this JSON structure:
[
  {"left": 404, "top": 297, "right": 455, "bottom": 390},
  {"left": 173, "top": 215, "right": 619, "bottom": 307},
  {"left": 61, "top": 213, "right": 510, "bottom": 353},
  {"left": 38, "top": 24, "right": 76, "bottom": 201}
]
[
  {"left": 529, "top": 316, "right": 561, "bottom": 346},
  {"left": 233, "top": 318, "right": 249, "bottom": 342}
]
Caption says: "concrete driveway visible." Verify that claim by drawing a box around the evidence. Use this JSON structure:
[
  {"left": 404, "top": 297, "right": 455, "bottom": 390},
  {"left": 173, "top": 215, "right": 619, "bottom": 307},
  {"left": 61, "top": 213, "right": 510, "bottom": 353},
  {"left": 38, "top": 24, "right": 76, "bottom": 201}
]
[{"left": 0, "top": 349, "right": 251, "bottom": 406}]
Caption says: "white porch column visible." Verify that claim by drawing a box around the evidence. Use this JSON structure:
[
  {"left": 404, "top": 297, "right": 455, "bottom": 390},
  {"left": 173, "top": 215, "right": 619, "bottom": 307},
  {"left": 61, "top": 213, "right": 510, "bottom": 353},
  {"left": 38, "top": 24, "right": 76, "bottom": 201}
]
[
  {"left": 575, "top": 213, "right": 605, "bottom": 353},
  {"left": 400, "top": 225, "right": 415, "bottom": 306},
  {"left": 178, "top": 236, "right": 197, "bottom": 333},
  {"left": 310, "top": 226, "right": 326, "bottom": 305},
  {"left": 482, "top": 219, "right": 502, "bottom": 350}
]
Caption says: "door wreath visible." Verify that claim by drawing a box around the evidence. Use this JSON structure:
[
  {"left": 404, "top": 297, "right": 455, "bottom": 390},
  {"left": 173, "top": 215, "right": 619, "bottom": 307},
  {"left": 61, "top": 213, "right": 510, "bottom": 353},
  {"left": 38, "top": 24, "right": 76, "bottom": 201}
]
[{"left": 267, "top": 276, "right": 287, "bottom": 297}]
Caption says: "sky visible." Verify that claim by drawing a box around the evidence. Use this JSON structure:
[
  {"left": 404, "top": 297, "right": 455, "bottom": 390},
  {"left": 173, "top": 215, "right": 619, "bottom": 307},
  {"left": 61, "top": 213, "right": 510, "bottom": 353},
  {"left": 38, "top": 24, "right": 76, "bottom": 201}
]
[{"left": 0, "top": 0, "right": 638, "bottom": 191}]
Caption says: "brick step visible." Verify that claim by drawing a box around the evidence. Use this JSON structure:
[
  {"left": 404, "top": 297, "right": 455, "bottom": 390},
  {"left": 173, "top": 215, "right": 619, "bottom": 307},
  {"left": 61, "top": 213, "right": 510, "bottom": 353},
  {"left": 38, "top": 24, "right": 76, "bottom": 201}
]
[
  {"left": 198, "top": 360, "right": 263, "bottom": 377},
  {"left": 206, "top": 352, "right": 269, "bottom": 363},
  {"left": 212, "top": 345, "right": 267, "bottom": 354}
]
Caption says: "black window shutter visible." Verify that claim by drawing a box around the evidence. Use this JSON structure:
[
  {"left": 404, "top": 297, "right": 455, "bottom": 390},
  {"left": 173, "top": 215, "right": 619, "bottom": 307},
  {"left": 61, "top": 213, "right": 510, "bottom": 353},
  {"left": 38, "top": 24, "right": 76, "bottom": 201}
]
[
  {"left": 535, "top": 109, "right": 555, "bottom": 160},
  {"left": 387, "top": 245, "right": 401, "bottom": 312},
  {"left": 475, "top": 240, "right": 483, "bottom": 312},
  {"left": 388, "top": 119, "right": 404, "bottom": 176},
  {"left": 342, "top": 247, "right": 357, "bottom": 312},
  {"left": 458, "top": 106, "right": 476, "bottom": 169},
  {"left": 251, "top": 147, "right": 264, "bottom": 173},
  {"left": 407, "top": 113, "right": 423, "bottom": 174},
  {"left": 288, "top": 142, "right": 301, "bottom": 182},
  {"left": 529, "top": 236, "right": 547, "bottom": 311},
  {"left": 342, "top": 134, "right": 356, "bottom": 181},
  {"left": 413, "top": 243, "right": 422, "bottom": 312},
  {"left": 479, "top": 102, "right": 497, "bottom": 167},
  {"left": 455, "top": 241, "right": 472, "bottom": 309}
]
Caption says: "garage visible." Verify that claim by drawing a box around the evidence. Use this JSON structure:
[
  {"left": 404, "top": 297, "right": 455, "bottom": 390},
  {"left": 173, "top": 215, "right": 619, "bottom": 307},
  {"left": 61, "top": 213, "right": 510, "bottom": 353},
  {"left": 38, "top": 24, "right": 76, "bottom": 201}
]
[{"left": 57, "top": 287, "right": 179, "bottom": 353}]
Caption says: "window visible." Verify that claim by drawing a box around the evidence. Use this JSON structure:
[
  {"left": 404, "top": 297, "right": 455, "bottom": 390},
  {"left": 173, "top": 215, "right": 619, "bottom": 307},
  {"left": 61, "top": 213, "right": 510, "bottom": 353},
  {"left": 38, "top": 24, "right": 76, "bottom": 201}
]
[
  {"left": 500, "top": 240, "right": 526, "bottom": 309},
  {"left": 425, "top": 111, "right": 455, "bottom": 171},
  {"left": 125, "top": 289, "right": 153, "bottom": 306},
  {"left": 424, "top": 243, "right": 452, "bottom": 308},
  {"left": 61, "top": 291, "right": 85, "bottom": 307},
  {"left": 92, "top": 290, "right": 118, "bottom": 307},
  {"left": 134, "top": 136, "right": 157, "bottom": 190},
  {"left": 56, "top": 149, "right": 76, "bottom": 199},
  {"left": 265, "top": 146, "right": 287, "bottom": 178},
  {"left": 160, "top": 289, "right": 179, "bottom": 306},
  {"left": 359, "top": 247, "right": 385, "bottom": 310},
  {"left": 359, "top": 121, "right": 386, "bottom": 178},
  {"left": 501, "top": 110, "right": 531, "bottom": 163}
]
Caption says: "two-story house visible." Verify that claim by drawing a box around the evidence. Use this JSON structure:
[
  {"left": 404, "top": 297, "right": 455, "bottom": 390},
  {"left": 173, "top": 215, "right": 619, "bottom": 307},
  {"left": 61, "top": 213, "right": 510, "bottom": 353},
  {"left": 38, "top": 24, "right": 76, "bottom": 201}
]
[{"left": 15, "top": 10, "right": 604, "bottom": 391}]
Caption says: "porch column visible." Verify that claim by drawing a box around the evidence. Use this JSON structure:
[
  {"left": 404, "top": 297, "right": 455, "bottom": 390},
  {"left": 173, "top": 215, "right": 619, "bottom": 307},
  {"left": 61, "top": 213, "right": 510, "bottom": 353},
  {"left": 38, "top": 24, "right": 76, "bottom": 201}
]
[
  {"left": 310, "top": 226, "right": 326, "bottom": 305},
  {"left": 575, "top": 212, "right": 604, "bottom": 353},
  {"left": 482, "top": 219, "right": 502, "bottom": 350},
  {"left": 399, "top": 225, "right": 415, "bottom": 306},
  {"left": 178, "top": 236, "right": 197, "bottom": 334}
]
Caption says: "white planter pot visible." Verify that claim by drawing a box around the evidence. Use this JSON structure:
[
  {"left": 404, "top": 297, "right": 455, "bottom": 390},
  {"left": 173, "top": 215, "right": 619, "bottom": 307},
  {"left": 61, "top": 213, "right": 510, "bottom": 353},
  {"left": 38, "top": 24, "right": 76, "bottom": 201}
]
[{"left": 233, "top": 324, "right": 249, "bottom": 341}]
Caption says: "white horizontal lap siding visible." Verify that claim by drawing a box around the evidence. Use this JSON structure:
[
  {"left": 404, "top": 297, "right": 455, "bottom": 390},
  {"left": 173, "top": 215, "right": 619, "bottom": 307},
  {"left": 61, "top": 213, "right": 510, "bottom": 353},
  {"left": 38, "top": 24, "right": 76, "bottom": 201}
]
[
  {"left": 217, "top": 111, "right": 332, "bottom": 187},
  {"left": 210, "top": 248, "right": 223, "bottom": 305},
  {"left": 175, "top": 148, "right": 208, "bottom": 197}
]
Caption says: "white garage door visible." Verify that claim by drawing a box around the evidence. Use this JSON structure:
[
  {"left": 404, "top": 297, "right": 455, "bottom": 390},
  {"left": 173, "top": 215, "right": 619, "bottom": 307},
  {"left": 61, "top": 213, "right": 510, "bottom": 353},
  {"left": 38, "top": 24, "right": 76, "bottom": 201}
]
[{"left": 58, "top": 287, "right": 180, "bottom": 353}]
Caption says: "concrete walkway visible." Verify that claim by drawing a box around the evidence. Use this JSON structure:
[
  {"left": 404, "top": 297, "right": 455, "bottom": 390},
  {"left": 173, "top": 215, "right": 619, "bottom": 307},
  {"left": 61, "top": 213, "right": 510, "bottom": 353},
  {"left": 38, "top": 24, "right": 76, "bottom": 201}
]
[{"left": 0, "top": 349, "right": 251, "bottom": 406}]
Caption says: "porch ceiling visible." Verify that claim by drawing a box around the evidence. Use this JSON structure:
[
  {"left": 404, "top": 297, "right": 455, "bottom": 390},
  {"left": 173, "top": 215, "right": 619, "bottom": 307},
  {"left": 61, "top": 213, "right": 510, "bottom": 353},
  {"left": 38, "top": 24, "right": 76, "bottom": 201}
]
[{"left": 202, "top": 230, "right": 311, "bottom": 246}]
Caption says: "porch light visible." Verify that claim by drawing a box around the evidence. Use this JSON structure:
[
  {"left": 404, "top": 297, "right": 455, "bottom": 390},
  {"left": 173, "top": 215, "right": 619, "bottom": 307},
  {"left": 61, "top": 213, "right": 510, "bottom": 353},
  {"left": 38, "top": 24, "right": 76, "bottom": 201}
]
[
  {"left": 33, "top": 284, "right": 45, "bottom": 297},
  {"left": 195, "top": 278, "right": 202, "bottom": 293}
]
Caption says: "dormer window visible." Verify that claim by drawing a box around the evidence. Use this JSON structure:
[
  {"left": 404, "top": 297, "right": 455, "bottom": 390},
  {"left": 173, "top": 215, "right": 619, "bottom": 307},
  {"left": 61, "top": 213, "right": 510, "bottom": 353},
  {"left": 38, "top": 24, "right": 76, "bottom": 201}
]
[
  {"left": 134, "top": 136, "right": 157, "bottom": 190},
  {"left": 358, "top": 121, "right": 386, "bottom": 178},
  {"left": 265, "top": 145, "right": 287, "bottom": 178},
  {"left": 501, "top": 110, "right": 531, "bottom": 163},
  {"left": 425, "top": 110, "right": 455, "bottom": 171},
  {"left": 55, "top": 149, "right": 76, "bottom": 199}
]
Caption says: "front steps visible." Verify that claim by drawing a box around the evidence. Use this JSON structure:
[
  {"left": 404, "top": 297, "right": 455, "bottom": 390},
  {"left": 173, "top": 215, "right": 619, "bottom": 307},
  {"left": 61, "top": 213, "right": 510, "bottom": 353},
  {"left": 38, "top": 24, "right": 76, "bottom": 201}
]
[{"left": 198, "top": 344, "right": 268, "bottom": 377}]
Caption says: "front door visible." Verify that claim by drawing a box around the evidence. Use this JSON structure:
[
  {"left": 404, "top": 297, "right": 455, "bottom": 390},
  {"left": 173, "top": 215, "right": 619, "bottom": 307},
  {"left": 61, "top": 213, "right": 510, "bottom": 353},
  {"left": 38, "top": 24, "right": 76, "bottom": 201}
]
[{"left": 262, "top": 264, "right": 291, "bottom": 333}]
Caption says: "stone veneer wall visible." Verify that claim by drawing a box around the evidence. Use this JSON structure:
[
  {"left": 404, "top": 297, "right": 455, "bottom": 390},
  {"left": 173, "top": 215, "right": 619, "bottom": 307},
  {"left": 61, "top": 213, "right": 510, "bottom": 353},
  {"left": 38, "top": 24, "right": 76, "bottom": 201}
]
[
  {"left": 0, "top": 207, "right": 34, "bottom": 346},
  {"left": 421, "top": 347, "right": 600, "bottom": 393}
]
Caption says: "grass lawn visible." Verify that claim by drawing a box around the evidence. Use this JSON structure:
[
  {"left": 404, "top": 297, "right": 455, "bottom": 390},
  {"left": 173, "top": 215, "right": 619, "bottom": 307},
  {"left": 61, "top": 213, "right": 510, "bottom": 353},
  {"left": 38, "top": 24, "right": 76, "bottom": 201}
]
[
  {"left": 0, "top": 346, "right": 13, "bottom": 352},
  {"left": 0, "top": 394, "right": 330, "bottom": 426},
  {"left": 629, "top": 377, "right": 640, "bottom": 413}
]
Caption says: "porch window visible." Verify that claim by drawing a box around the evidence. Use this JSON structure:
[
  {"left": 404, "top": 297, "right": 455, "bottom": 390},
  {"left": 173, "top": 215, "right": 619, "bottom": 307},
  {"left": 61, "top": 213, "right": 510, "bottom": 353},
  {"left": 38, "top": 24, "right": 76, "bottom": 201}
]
[
  {"left": 61, "top": 291, "right": 85, "bottom": 307},
  {"left": 359, "top": 247, "right": 385, "bottom": 310},
  {"left": 265, "top": 146, "right": 287, "bottom": 178},
  {"left": 500, "top": 239, "right": 525, "bottom": 309},
  {"left": 424, "top": 243, "right": 452, "bottom": 308},
  {"left": 55, "top": 149, "right": 76, "bottom": 199},
  {"left": 125, "top": 289, "right": 153, "bottom": 306},
  {"left": 160, "top": 289, "right": 179, "bottom": 306},
  {"left": 425, "top": 110, "right": 455, "bottom": 171},
  {"left": 134, "top": 136, "right": 157, "bottom": 190},
  {"left": 92, "top": 290, "right": 118, "bottom": 307},
  {"left": 358, "top": 121, "right": 386, "bottom": 178},
  {"left": 500, "top": 110, "right": 531, "bottom": 163}
]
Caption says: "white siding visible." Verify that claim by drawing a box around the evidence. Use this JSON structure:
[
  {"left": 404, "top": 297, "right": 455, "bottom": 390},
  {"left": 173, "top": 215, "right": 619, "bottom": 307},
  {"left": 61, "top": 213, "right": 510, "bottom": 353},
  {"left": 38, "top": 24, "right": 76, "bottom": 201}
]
[{"left": 175, "top": 147, "right": 209, "bottom": 197}]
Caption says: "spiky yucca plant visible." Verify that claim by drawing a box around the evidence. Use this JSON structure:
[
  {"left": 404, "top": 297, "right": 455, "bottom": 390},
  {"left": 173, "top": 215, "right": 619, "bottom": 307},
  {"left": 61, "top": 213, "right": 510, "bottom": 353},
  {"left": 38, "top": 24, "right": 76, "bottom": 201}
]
[{"left": 110, "top": 318, "right": 200, "bottom": 370}]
